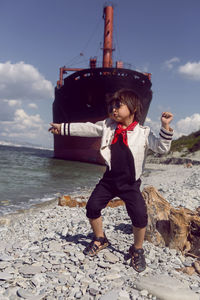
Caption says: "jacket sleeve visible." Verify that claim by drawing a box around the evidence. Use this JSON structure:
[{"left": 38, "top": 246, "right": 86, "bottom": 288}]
[
  {"left": 147, "top": 127, "right": 173, "bottom": 154},
  {"left": 60, "top": 121, "right": 104, "bottom": 137}
]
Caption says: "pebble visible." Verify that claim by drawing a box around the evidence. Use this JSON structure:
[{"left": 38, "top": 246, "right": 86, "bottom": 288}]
[
  {"left": 0, "top": 254, "right": 14, "bottom": 262},
  {"left": 17, "top": 288, "right": 35, "bottom": 299},
  {"left": 118, "top": 289, "right": 130, "bottom": 299},
  {"left": 140, "top": 289, "right": 149, "bottom": 297},
  {"left": 89, "top": 288, "right": 99, "bottom": 296},
  {"left": 0, "top": 164, "right": 199, "bottom": 299},
  {"left": 103, "top": 251, "right": 119, "bottom": 263},
  {"left": 0, "top": 272, "right": 13, "bottom": 281},
  {"left": 61, "top": 227, "right": 68, "bottom": 236},
  {"left": 103, "top": 272, "right": 121, "bottom": 280},
  {"left": 19, "top": 265, "right": 44, "bottom": 275},
  {"left": 99, "top": 289, "right": 120, "bottom": 299}
]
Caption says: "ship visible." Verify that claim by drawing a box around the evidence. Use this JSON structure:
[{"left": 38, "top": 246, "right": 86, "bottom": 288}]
[{"left": 52, "top": 5, "right": 152, "bottom": 164}]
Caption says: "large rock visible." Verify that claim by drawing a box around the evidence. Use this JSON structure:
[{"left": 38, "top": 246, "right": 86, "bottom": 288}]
[
  {"left": 19, "top": 265, "right": 43, "bottom": 275},
  {"left": 135, "top": 274, "right": 199, "bottom": 300}
]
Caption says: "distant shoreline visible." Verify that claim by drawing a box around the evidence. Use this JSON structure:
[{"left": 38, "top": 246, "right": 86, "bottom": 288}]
[
  {"left": 0, "top": 141, "right": 53, "bottom": 151},
  {"left": 146, "top": 150, "right": 200, "bottom": 165}
]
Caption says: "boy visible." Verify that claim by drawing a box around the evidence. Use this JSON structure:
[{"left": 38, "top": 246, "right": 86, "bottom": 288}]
[{"left": 49, "top": 89, "right": 173, "bottom": 272}]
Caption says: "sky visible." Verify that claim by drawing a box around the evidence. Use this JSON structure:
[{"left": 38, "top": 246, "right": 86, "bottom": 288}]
[{"left": 0, "top": 0, "right": 200, "bottom": 149}]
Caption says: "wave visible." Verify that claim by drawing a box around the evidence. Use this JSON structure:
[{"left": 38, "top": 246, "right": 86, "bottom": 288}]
[{"left": 0, "top": 194, "right": 58, "bottom": 217}]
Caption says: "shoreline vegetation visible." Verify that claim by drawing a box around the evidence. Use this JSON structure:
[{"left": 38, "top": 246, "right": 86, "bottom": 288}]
[
  {"left": 146, "top": 149, "right": 200, "bottom": 165},
  {"left": 146, "top": 129, "right": 200, "bottom": 165}
]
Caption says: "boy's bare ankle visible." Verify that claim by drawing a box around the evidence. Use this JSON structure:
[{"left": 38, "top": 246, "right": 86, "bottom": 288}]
[{"left": 134, "top": 245, "right": 143, "bottom": 250}]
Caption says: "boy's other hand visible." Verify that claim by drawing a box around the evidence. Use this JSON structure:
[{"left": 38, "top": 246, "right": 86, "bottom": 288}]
[
  {"left": 161, "top": 112, "right": 173, "bottom": 131},
  {"left": 48, "top": 123, "right": 61, "bottom": 135}
]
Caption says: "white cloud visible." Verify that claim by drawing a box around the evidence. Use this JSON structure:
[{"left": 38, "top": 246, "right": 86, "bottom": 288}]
[
  {"left": 136, "top": 63, "right": 150, "bottom": 73},
  {"left": 3, "top": 99, "right": 22, "bottom": 107},
  {"left": 0, "top": 61, "right": 54, "bottom": 100},
  {"left": 164, "top": 57, "right": 180, "bottom": 70},
  {"left": 145, "top": 113, "right": 200, "bottom": 139},
  {"left": 14, "top": 109, "right": 41, "bottom": 128},
  {"left": 175, "top": 113, "right": 200, "bottom": 137},
  {"left": 28, "top": 103, "right": 38, "bottom": 109},
  {"left": 0, "top": 99, "right": 17, "bottom": 121},
  {"left": 0, "top": 61, "right": 54, "bottom": 147},
  {"left": 178, "top": 61, "right": 200, "bottom": 81},
  {"left": 145, "top": 117, "right": 151, "bottom": 123},
  {"left": 0, "top": 108, "right": 52, "bottom": 147},
  {"left": 144, "top": 117, "right": 161, "bottom": 134}
]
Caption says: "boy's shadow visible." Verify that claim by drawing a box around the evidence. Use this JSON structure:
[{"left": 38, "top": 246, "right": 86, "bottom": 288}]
[
  {"left": 57, "top": 222, "right": 132, "bottom": 261},
  {"left": 57, "top": 232, "right": 92, "bottom": 248},
  {"left": 114, "top": 223, "right": 133, "bottom": 234}
]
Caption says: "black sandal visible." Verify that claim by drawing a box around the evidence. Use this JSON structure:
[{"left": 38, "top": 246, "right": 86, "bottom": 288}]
[
  {"left": 129, "top": 245, "right": 146, "bottom": 272},
  {"left": 83, "top": 235, "right": 109, "bottom": 256}
]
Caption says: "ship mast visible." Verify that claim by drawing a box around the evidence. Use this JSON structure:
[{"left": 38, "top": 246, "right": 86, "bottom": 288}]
[{"left": 102, "top": 5, "right": 114, "bottom": 68}]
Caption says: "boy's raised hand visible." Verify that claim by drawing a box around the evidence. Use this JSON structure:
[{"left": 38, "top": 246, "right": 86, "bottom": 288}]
[
  {"left": 161, "top": 112, "right": 173, "bottom": 131},
  {"left": 48, "top": 123, "right": 61, "bottom": 135}
]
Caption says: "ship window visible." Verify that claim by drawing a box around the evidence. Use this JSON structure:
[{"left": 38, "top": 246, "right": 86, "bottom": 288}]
[
  {"left": 75, "top": 76, "right": 80, "bottom": 80},
  {"left": 83, "top": 73, "right": 91, "bottom": 77}
]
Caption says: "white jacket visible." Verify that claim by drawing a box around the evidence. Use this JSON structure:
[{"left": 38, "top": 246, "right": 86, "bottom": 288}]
[{"left": 61, "top": 118, "right": 173, "bottom": 180}]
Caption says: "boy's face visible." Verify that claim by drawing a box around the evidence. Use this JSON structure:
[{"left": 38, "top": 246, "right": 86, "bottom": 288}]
[{"left": 108, "top": 100, "right": 135, "bottom": 126}]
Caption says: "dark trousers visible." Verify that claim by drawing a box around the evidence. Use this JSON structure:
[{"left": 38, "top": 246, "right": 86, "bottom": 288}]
[{"left": 86, "top": 176, "right": 148, "bottom": 228}]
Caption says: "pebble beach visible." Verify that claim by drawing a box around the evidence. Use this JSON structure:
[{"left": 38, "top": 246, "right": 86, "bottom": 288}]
[{"left": 0, "top": 163, "right": 200, "bottom": 300}]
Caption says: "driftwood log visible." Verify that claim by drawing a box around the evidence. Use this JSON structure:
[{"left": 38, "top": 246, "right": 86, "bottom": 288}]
[
  {"left": 142, "top": 186, "right": 200, "bottom": 258},
  {"left": 58, "top": 186, "right": 200, "bottom": 258}
]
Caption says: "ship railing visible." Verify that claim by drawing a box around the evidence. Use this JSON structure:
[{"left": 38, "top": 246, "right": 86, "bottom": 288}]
[{"left": 65, "top": 67, "right": 151, "bottom": 86}]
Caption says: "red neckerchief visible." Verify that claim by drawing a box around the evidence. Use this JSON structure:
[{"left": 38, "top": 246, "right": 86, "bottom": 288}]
[{"left": 111, "top": 121, "right": 138, "bottom": 146}]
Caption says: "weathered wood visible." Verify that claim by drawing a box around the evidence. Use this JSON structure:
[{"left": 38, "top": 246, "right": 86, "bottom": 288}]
[
  {"left": 142, "top": 186, "right": 200, "bottom": 258},
  {"left": 142, "top": 186, "right": 171, "bottom": 247}
]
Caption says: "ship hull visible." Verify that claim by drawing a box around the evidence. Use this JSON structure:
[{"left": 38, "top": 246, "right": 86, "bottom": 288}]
[
  {"left": 54, "top": 135, "right": 104, "bottom": 164},
  {"left": 53, "top": 67, "right": 152, "bottom": 164}
]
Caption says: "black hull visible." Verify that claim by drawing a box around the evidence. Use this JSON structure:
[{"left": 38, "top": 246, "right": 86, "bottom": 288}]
[{"left": 53, "top": 67, "right": 152, "bottom": 164}]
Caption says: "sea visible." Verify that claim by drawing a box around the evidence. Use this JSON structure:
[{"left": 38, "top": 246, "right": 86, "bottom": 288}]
[{"left": 0, "top": 144, "right": 105, "bottom": 216}]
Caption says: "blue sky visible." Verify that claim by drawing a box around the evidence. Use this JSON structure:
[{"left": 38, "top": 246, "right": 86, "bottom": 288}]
[{"left": 0, "top": 0, "right": 200, "bottom": 148}]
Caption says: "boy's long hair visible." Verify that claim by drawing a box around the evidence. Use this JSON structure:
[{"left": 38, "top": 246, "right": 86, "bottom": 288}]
[{"left": 106, "top": 88, "right": 143, "bottom": 122}]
